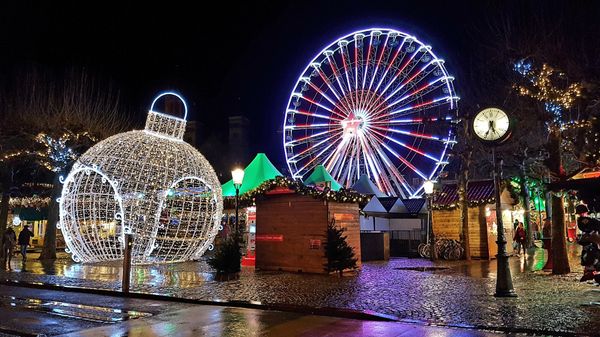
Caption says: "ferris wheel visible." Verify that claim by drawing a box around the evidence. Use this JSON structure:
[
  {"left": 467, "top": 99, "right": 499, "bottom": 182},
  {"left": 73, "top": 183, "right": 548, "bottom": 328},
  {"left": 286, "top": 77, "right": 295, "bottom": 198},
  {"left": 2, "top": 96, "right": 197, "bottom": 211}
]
[{"left": 283, "top": 28, "right": 459, "bottom": 198}]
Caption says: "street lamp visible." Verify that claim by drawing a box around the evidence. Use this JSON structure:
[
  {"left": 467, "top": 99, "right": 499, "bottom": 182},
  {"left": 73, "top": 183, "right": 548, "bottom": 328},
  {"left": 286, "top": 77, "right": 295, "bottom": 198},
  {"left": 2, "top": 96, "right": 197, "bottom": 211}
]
[
  {"left": 424, "top": 180, "right": 437, "bottom": 261},
  {"left": 231, "top": 168, "right": 245, "bottom": 235}
]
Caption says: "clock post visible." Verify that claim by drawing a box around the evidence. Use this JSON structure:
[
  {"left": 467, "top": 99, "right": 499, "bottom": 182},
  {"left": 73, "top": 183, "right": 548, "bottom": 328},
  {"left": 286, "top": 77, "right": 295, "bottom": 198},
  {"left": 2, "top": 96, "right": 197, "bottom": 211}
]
[
  {"left": 472, "top": 107, "right": 516, "bottom": 298},
  {"left": 491, "top": 146, "right": 516, "bottom": 297}
]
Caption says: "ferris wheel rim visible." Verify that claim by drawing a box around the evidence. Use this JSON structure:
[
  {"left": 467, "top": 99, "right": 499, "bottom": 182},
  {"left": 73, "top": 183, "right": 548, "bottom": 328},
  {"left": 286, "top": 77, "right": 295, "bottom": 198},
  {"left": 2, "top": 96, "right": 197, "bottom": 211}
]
[{"left": 282, "top": 27, "right": 458, "bottom": 197}]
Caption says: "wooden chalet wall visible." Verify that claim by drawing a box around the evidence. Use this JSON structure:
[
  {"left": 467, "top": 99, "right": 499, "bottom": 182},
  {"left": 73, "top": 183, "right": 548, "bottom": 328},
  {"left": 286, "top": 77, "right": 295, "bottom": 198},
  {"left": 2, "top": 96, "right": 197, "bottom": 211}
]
[
  {"left": 255, "top": 193, "right": 361, "bottom": 274},
  {"left": 432, "top": 205, "right": 490, "bottom": 259},
  {"left": 328, "top": 202, "right": 362, "bottom": 266}
]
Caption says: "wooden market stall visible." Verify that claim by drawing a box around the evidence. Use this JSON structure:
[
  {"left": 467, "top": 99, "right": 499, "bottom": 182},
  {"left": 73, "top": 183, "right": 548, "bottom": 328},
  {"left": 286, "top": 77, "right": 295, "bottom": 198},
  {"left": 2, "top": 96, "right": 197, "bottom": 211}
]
[
  {"left": 254, "top": 177, "right": 364, "bottom": 274},
  {"left": 431, "top": 180, "right": 517, "bottom": 259}
]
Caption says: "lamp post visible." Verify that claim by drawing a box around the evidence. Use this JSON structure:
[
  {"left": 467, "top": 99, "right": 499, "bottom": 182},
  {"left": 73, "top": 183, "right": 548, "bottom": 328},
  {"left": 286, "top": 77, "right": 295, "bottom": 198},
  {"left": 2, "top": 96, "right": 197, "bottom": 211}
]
[
  {"left": 424, "top": 180, "right": 437, "bottom": 261},
  {"left": 231, "top": 168, "right": 245, "bottom": 235}
]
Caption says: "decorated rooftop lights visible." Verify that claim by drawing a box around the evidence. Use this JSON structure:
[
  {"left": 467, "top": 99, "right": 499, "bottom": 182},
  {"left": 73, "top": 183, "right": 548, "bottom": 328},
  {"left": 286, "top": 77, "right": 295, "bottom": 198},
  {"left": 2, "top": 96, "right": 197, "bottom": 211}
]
[
  {"left": 58, "top": 92, "right": 223, "bottom": 264},
  {"left": 283, "top": 28, "right": 459, "bottom": 198}
]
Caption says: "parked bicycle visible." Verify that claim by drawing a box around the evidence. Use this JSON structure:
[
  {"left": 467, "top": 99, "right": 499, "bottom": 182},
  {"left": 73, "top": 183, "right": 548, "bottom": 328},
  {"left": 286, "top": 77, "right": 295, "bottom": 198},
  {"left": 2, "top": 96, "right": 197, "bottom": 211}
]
[{"left": 418, "top": 238, "right": 464, "bottom": 260}]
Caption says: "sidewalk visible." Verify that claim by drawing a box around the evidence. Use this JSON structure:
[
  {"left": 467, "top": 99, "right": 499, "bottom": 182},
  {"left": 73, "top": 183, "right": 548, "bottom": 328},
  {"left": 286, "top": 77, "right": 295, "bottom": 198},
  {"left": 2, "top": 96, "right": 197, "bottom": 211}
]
[{"left": 1, "top": 244, "right": 599, "bottom": 335}]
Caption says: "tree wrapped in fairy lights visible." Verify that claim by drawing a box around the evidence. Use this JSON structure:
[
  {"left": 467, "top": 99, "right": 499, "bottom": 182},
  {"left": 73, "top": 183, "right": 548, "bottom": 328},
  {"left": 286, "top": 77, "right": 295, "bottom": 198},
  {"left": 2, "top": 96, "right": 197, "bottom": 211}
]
[{"left": 59, "top": 92, "right": 223, "bottom": 264}]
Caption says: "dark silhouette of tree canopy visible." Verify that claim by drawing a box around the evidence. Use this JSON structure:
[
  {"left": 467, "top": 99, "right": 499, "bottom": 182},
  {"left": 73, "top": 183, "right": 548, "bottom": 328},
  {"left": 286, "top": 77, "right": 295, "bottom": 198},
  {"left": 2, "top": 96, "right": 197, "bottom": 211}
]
[{"left": 0, "top": 67, "right": 131, "bottom": 259}]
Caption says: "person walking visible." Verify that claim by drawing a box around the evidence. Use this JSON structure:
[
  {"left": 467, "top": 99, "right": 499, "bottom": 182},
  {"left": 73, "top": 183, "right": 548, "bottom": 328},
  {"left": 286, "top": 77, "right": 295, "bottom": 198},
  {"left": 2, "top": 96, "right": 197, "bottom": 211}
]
[
  {"left": 17, "top": 225, "right": 34, "bottom": 261},
  {"left": 1, "top": 227, "right": 17, "bottom": 269},
  {"left": 576, "top": 204, "right": 600, "bottom": 282},
  {"left": 513, "top": 222, "right": 527, "bottom": 257}
]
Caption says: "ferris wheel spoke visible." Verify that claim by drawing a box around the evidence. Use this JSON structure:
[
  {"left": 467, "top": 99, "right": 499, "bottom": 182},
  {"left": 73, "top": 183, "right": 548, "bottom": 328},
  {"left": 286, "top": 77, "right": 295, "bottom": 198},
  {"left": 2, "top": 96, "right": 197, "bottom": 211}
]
[
  {"left": 312, "top": 64, "right": 343, "bottom": 102},
  {"left": 288, "top": 130, "right": 343, "bottom": 162},
  {"left": 370, "top": 63, "right": 441, "bottom": 117},
  {"left": 357, "top": 134, "right": 387, "bottom": 194},
  {"left": 363, "top": 134, "right": 411, "bottom": 197},
  {"left": 374, "top": 59, "right": 440, "bottom": 116},
  {"left": 285, "top": 130, "right": 333, "bottom": 146},
  {"left": 368, "top": 127, "right": 443, "bottom": 162},
  {"left": 325, "top": 52, "right": 350, "bottom": 96},
  {"left": 384, "top": 96, "right": 457, "bottom": 118},
  {"left": 299, "top": 95, "right": 348, "bottom": 120},
  {"left": 385, "top": 77, "right": 451, "bottom": 111},
  {"left": 378, "top": 44, "right": 422, "bottom": 97},
  {"left": 379, "top": 140, "right": 428, "bottom": 180},
  {"left": 289, "top": 109, "right": 343, "bottom": 122},
  {"left": 372, "top": 37, "right": 407, "bottom": 93},
  {"left": 368, "top": 124, "right": 447, "bottom": 143},
  {"left": 295, "top": 136, "right": 343, "bottom": 177},
  {"left": 371, "top": 116, "right": 457, "bottom": 125},
  {"left": 304, "top": 80, "right": 347, "bottom": 114},
  {"left": 362, "top": 34, "right": 374, "bottom": 91},
  {"left": 339, "top": 42, "right": 355, "bottom": 102}
]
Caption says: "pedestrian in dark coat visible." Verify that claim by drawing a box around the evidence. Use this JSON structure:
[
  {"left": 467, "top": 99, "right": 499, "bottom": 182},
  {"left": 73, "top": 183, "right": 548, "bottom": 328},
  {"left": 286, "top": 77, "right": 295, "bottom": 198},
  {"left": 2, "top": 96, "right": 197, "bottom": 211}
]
[
  {"left": 2, "top": 227, "right": 17, "bottom": 269},
  {"left": 513, "top": 222, "right": 527, "bottom": 256},
  {"left": 18, "top": 225, "right": 34, "bottom": 261}
]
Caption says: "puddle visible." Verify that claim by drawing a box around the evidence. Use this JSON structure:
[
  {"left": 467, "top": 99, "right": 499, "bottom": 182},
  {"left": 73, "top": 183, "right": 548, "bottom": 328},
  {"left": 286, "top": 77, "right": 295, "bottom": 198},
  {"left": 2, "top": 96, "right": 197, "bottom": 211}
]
[
  {"left": 0, "top": 295, "right": 152, "bottom": 323},
  {"left": 394, "top": 266, "right": 450, "bottom": 272}
]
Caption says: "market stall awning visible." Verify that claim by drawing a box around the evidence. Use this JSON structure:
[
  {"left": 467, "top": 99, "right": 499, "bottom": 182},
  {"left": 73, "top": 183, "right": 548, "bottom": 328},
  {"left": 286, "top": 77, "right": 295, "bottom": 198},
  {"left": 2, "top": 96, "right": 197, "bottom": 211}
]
[
  {"left": 14, "top": 207, "right": 48, "bottom": 221},
  {"left": 222, "top": 153, "right": 283, "bottom": 196},
  {"left": 351, "top": 174, "right": 386, "bottom": 197},
  {"left": 433, "top": 180, "right": 495, "bottom": 207},
  {"left": 302, "top": 165, "right": 342, "bottom": 191}
]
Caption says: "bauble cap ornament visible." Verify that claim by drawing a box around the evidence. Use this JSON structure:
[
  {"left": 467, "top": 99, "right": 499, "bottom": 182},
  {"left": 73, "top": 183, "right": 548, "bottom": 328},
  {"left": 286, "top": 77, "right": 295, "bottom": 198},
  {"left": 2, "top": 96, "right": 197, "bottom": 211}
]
[{"left": 59, "top": 92, "right": 223, "bottom": 264}]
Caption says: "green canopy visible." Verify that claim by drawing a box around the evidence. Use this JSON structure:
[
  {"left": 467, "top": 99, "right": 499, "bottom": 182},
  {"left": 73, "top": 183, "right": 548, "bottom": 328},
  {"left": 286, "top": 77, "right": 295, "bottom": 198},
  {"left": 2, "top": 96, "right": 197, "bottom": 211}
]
[
  {"left": 303, "top": 165, "right": 342, "bottom": 191},
  {"left": 222, "top": 153, "right": 283, "bottom": 196}
]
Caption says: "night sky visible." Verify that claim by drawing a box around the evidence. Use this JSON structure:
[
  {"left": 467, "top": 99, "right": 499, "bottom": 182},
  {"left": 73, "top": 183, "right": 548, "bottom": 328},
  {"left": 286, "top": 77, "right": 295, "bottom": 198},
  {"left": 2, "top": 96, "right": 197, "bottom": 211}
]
[{"left": 0, "top": 1, "right": 595, "bottom": 175}]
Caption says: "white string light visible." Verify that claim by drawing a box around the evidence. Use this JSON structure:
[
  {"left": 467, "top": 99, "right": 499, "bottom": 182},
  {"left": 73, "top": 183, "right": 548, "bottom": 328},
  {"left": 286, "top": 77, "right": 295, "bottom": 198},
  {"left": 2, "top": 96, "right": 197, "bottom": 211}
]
[{"left": 58, "top": 92, "right": 223, "bottom": 264}]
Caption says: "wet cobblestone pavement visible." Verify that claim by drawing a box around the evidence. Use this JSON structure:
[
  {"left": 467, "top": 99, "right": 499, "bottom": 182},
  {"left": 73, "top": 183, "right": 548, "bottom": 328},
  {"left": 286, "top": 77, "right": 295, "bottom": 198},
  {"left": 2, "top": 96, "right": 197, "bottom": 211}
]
[{"left": 2, "top": 243, "right": 600, "bottom": 335}]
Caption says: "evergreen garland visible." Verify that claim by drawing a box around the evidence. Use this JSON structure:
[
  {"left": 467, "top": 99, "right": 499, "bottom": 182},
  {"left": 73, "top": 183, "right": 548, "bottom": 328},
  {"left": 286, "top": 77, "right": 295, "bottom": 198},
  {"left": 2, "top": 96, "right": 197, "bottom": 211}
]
[
  {"left": 224, "top": 176, "right": 368, "bottom": 209},
  {"left": 324, "top": 219, "right": 358, "bottom": 275}
]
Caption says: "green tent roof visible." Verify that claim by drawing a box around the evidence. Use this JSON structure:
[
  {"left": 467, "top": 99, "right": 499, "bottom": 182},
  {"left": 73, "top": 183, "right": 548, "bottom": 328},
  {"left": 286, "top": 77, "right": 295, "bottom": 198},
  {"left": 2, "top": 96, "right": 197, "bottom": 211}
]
[
  {"left": 303, "top": 165, "right": 342, "bottom": 191},
  {"left": 222, "top": 153, "right": 283, "bottom": 196}
]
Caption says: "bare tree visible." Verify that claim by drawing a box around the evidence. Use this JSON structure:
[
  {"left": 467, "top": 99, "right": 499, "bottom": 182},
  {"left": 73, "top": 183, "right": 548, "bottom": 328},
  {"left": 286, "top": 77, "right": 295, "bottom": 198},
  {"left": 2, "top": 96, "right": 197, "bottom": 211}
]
[{"left": 0, "top": 67, "right": 131, "bottom": 260}]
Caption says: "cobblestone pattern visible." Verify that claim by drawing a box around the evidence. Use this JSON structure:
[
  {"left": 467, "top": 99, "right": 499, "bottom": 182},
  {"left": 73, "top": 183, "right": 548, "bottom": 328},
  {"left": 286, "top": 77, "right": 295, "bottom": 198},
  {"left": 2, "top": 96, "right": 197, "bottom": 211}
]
[{"left": 2, "top": 246, "right": 599, "bottom": 335}]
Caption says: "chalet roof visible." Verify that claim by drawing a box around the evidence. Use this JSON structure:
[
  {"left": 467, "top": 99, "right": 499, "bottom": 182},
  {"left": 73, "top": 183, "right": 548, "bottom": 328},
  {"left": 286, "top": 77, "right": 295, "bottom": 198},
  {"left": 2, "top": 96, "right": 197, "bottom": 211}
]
[
  {"left": 222, "top": 153, "right": 283, "bottom": 196},
  {"left": 362, "top": 196, "right": 426, "bottom": 214},
  {"left": 351, "top": 175, "right": 386, "bottom": 197},
  {"left": 434, "top": 180, "right": 495, "bottom": 206},
  {"left": 403, "top": 198, "right": 427, "bottom": 213},
  {"left": 303, "top": 165, "right": 342, "bottom": 191},
  {"left": 378, "top": 197, "right": 398, "bottom": 212}
]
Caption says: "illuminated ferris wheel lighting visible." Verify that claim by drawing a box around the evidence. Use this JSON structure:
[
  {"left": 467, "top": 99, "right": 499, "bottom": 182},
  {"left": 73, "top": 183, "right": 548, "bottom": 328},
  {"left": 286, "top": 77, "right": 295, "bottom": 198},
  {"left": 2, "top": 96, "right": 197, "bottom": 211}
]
[{"left": 283, "top": 28, "right": 459, "bottom": 198}]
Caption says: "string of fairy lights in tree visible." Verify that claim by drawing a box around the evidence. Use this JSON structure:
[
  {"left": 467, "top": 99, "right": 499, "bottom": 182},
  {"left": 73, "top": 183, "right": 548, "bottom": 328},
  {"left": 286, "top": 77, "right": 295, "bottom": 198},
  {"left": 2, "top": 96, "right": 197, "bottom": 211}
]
[
  {"left": 224, "top": 176, "right": 368, "bottom": 209},
  {"left": 9, "top": 196, "right": 51, "bottom": 209},
  {"left": 1, "top": 131, "right": 96, "bottom": 173},
  {"left": 514, "top": 60, "right": 582, "bottom": 125}
]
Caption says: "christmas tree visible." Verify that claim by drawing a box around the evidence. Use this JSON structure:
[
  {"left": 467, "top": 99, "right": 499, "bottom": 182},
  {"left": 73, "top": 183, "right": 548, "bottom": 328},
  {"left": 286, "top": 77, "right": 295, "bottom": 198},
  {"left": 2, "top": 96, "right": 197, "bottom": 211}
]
[
  {"left": 324, "top": 219, "right": 358, "bottom": 275},
  {"left": 208, "top": 232, "right": 242, "bottom": 275}
]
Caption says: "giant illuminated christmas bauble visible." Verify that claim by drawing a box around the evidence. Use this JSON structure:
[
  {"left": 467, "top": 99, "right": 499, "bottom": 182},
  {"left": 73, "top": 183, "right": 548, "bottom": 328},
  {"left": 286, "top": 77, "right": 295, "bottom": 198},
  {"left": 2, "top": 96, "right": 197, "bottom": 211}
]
[{"left": 59, "top": 92, "right": 223, "bottom": 264}]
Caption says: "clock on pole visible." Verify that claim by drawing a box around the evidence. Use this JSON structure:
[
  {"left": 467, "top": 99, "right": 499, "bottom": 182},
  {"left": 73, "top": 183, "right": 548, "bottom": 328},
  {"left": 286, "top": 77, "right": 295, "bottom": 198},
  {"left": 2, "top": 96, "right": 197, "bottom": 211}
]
[
  {"left": 473, "top": 107, "right": 516, "bottom": 297},
  {"left": 472, "top": 107, "right": 511, "bottom": 144}
]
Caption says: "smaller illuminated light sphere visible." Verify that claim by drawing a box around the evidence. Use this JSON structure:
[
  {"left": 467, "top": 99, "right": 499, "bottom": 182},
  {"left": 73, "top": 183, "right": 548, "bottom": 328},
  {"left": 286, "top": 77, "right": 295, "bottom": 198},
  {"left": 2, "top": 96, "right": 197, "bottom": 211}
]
[{"left": 59, "top": 92, "right": 223, "bottom": 264}]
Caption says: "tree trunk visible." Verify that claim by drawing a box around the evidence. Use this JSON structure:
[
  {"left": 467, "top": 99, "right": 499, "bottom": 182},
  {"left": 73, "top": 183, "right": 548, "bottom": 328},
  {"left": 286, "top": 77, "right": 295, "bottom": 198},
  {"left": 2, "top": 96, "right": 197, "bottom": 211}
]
[
  {"left": 519, "top": 168, "right": 533, "bottom": 248},
  {"left": 458, "top": 169, "right": 471, "bottom": 260},
  {"left": 0, "top": 191, "right": 9, "bottom": 236},
  {"left": 39, "top": 174, "right": 61, "bottom": 260},
  {"left": 551, "top": 193, "right": 570, "bottom": 274},
  {"left": 546, "top": 129, "right": 569, "bottom": 274}
]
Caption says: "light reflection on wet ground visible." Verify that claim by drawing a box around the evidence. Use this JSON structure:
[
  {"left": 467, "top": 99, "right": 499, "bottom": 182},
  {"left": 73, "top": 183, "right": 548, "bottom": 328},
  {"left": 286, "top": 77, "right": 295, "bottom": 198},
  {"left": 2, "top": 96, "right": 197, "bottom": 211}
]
[
  {"left": 0, "top": 294, "right": 151, "bottom": 323},
  {"left": 2, "top": 244, "right": 599, "bottom": 335}
]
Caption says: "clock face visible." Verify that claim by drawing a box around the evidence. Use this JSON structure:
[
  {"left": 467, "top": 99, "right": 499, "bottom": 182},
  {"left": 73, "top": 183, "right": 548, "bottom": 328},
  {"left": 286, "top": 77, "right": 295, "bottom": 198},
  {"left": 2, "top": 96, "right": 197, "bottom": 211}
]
[{"left": 473, "top": 108, "right": 510, "bottom": 142}]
